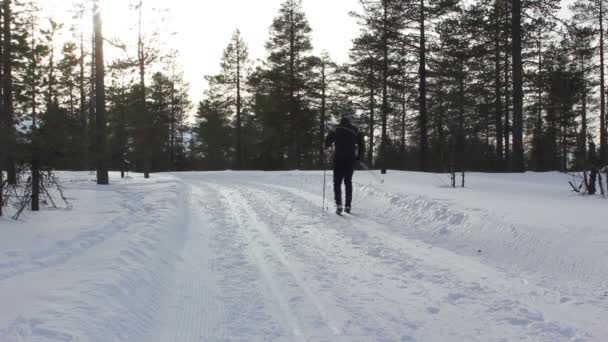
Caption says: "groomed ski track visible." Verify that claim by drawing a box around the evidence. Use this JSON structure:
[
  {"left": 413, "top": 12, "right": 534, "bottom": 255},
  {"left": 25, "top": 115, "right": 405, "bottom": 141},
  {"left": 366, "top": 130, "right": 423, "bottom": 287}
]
[
  {"left": 153, "top": 173, "right": 601, "bottom": 341},
  {"left": 1, "top": 171, "right": 605, "bottom": 341}
]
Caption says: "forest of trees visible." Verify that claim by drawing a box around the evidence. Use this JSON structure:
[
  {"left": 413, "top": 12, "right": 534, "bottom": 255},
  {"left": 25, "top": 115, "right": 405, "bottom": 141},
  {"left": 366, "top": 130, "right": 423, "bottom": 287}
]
[
  {"left": 1, "top": 0, "right": 608, "bottom": 200},
  {"left": 196, "top": 0, "right": 608, "bottom": 175}
]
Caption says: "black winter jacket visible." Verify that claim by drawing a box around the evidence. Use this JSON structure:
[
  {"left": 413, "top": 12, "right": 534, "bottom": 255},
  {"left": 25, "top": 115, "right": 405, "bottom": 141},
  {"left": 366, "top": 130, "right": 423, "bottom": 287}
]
[{"left": 325, "top": 119, "right": 365, "bottom": 163}]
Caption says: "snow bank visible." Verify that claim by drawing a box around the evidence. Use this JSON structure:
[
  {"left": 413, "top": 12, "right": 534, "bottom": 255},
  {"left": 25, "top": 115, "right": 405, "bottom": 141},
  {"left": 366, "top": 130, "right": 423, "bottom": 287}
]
[
  {"left": 0, "top": 172, "right": 188, "bottom": 341},
  {"left": 246, "top": 171, "right": 608, "bottom": 305}
]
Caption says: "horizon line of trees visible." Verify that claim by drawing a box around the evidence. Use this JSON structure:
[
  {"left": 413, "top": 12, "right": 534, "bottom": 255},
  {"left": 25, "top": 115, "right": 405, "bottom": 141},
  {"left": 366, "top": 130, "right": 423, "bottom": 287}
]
[{"left": 195, "top": 0, "right": 608, "bottom": 175}]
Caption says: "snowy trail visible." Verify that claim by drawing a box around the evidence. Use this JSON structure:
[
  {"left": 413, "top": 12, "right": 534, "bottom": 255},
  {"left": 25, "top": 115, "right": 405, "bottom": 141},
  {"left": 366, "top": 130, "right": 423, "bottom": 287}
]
[
  {"left": 152, "top": 173, "right": 603, "bottom": 341},
  {"left": 1, "top": 171, "right": 606, "bottom": 341}
]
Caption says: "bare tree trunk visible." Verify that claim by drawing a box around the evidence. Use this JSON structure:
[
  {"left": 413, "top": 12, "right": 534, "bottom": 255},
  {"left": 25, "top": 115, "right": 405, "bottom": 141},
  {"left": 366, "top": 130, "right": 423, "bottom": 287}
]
[
  {"left": 400, "top": 75, "right": 406, "bottom": 157},
  {"left": 319, "top": 60, "right": 326, "bottom": 168},
  {"left": 288, "top": 6, "right": 299, "bottom": 169},
  {"left": 599, "top": 0, "right": 607, "bottom": 164},
  {"left": 380, "top": 0, "right": 389, "bottom": 174},
  {"left": 94, "top": 0, "right": 108, "bottom": 185},
  {"left": 580, "top": 54, "right": 588, "bottom": 168},
  {"left": 494, "top": 0, "right": 504, "bottom": 169},
  {"left": 436, "top": 95, "right": 446, "bottom": 170},
  {"left": 368, "top": 61, "right": 375, "bottom": 166},
  {"left": 120, "top": 79, "right": 126, "bottom": 178},
  {"left": 503, "top": 1, "right": 511, "bottom": 171},
  {"left": 458, "top": 68, "right": 466, "bottom": 173},
  {"left": 1, "top": 4, "right": 5, "bottom": 217},
  {"left": 535, "top": 30, "right": 543, "bottom": 171},
  {"left": 3, "top": 0, "right": 15, "bottom": 185},
  {"left": 28, "top": 9, "right": 40, "bottom": 211},
  {"left": 79, "top": 31, "right": 88, "bottom": 171},
  {"left": 236, "top": 39, "right": 243, "bottom": 170},
  {"left": 511, "top": 0, "right": 525, "bottom": 172},
  {"left": 419, "top": 0, "right": 429, "bottom": 172},
  {"left": 170, "top": 69, "right": 176, "bottom": 170},
  {"left": 89, "top": 24, "right": 96, "bottom": 172},
  {"left": 137, "top": 0, "right": 150, "bottom": 178},
  {"left": 0, "top": 167, "right": 3, "bottom": 217},
  {"left": 562, "top": 111, "right": 567, "bottom": 172}
]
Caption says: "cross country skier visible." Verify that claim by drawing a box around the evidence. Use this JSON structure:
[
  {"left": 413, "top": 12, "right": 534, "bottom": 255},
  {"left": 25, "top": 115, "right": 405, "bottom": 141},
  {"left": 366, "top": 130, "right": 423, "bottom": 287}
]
[{"left": 325, "top": 112, "right": 365, "bottom": 215}]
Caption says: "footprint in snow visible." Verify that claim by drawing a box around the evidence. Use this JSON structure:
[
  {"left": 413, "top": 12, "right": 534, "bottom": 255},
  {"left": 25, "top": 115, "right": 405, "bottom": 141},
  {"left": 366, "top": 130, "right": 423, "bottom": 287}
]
[{"left": 426, "top": 307, "right": 440, "bottom": 314}]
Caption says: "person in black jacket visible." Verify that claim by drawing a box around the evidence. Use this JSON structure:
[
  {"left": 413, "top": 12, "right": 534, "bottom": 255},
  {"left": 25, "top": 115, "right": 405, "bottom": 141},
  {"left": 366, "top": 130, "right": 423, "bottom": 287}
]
[{"left": 325, "top": 112, "right": 365, "bottom": 215}]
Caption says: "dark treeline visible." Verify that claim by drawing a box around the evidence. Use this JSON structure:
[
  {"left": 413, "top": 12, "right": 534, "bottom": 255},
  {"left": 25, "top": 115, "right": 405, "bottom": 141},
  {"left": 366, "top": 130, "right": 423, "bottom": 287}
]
[
  {"left": 196, "top": 0, "right": 608, "bottom": 173},
  {"left": 1, "top": 0, "right": 607, "bottom": 183}
]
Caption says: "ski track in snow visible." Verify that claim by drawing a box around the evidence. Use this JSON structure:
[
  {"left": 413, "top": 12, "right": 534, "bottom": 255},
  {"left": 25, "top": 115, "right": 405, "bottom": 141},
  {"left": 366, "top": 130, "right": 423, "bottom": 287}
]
[{"left": 1, "top": 171, "right": 606, "bottom": 341}]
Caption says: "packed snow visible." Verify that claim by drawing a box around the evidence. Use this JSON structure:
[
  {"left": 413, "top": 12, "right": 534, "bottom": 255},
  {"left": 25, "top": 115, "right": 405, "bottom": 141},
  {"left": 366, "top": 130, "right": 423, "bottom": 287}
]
[{"left": 0, "top": 170, "right": 606, "bottom": 341}]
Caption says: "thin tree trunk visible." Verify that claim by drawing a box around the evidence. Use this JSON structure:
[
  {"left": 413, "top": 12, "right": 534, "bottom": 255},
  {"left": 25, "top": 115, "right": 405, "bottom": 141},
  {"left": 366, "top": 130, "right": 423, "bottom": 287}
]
[
  {"left": 599, "top": 0, "right": 606, "bottom": 164},
  {"left": 94, "top": 0, "right": 108, "bottom": 185},
  {"left": 80, "top": 32, "right": 88, "bottom": 171},
  {"left": 319, "top": 60, "right": 326, "bottom": 168},
  {"left": 0, "top": 4, "right": 4, "bottom": 216},
  {"left": 170, "top": 70, "right": 176, "bottom": 170},
  {"left": 3, "top": 0, "right": 15, "bottom": 185},
  {"left": 120, "top": 81, "right": 126, "bottom": 178},
  {"left": 138, "top": 0, "right": 150, "bottom": 178},
  {"left": 47, "top": 34, "right": 55, "bottom": 107},
  {"left": 419, "top": 0, "right": 429, "bottom": 172},
  {"left": 288, "top": 6, "right": 298, "bottom": 169},
  {"left": 400, "top": 75, "right": 406, "bottom": 155},
  {"left": 89, "top": 28, "right": 96, "bottom": 172},
  {"left": 458, "top": 69, "right": 465, "bottom": 172},
  {"left": 503, "top": 1, "right": 511, "bottom": 171},
  {"left": 494, "top": 0, "right": 504, "bottom": 169},
  {"left": 0, "top": 164, "right": 3, "bottom": 217},
  {"left": 581, "top": 53, "right": 588, "bottom": 168},
  {"left": 436, "top": 91, "right": 446, "bottom": 170},
  {"left": 535, "top": 32, "right": 543, "bottom": 171},
  {"left": 380, "top": 0, "right": 389, "bottom": 174},
  {"left": 29, "top": 8, "right": 40, "bottom": 211},
  {"left": 368, "top": 61, "right": 375, "bottom": 166},
  {"left": 562, "top": 109, "right": 567, "bottom": 172},
  {"left": 236, "top": 40, "right": 242, "bottom": 170},
  {"left": 511, "top": 0, "right": 525, "bottom": 172}
]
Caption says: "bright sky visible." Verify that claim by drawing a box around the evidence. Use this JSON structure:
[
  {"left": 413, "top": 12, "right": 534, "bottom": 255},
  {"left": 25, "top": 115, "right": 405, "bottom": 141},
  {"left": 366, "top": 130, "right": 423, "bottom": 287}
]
[
  {"left": 40, "top": 0, "right": 573, "bottom": 118},
  {"left": 41, "top": 0, "right": 361, "bottom": 115}
]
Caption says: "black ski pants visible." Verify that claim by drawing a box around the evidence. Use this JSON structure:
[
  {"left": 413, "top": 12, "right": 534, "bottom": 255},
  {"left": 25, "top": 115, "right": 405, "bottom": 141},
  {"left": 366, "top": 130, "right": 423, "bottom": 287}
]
[{"left": 333, "top": 160, "right": 355, "bottom": 207}]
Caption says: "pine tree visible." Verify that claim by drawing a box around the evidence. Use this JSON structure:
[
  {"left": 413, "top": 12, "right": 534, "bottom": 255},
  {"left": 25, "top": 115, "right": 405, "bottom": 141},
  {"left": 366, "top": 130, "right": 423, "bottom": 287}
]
[
  {"left": 265, "top": 0, "right": 315, "bottom": 169},
  {"left": 94, "top": 0, "right": 108, "bottom": 184},
  {"left": 434, "top": 12, "right": 472, "bottom": 173},
  {"left": 348, "top": 32, "right": 380, "bottom": 166},
  {"left": 571, "top": 0, "right": 608, "bottom": 165},
  {"left": 218, "top": 30, "right": 250, "bottom": 170},
  {"left": 511, "top": 0, "right": 525, "bottom": 172},
  {"left": 164, "top": 55, "right": 190, "bottom": 171},
  {"left": 543, "top": 40, "right": 579, "bottom": 171},
  {"left": 195, "top": 76, "right": 233, "bottom": 170},
  {"left": 106, "top": 58, "right": 134, "bottom": 177},
  {"left": 354, "top": 0, "right": 408, "bottom": 172},
  {"left": 71, "top": 2, "right": 90, "bottom": 171},
  {"left": 493, "top": 0, "right": 505, "bottom": 169},
  {"left": 308, "top": 51, "right": 341, "bottom": 167},
  {"left": 570, "top": 25, "right": 595, "bottom": 169}
]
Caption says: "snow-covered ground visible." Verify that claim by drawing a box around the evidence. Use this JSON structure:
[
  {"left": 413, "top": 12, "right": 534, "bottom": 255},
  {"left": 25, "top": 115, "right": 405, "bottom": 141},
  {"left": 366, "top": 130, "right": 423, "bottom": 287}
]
[{"left": 0, "top": 170, "right": 606, "bottom": 341}]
